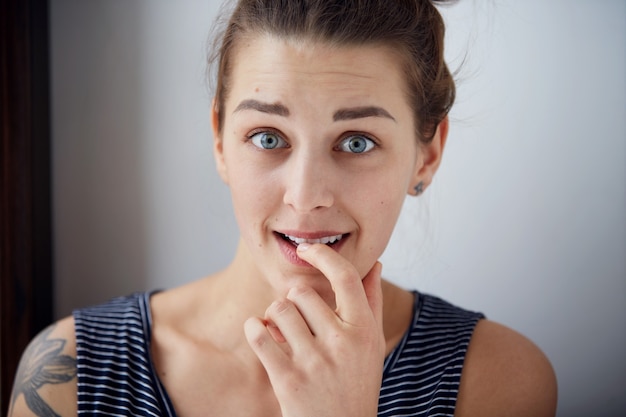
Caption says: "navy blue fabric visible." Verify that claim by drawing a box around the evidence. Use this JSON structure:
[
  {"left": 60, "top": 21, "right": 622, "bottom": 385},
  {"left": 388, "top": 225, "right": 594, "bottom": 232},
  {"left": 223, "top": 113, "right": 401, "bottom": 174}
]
[
  {"left": 74, "top": 291, "right": 483, "bottom": 416},
  {"left": 378, "top": 293, "right": 484, "bottom": 416}
]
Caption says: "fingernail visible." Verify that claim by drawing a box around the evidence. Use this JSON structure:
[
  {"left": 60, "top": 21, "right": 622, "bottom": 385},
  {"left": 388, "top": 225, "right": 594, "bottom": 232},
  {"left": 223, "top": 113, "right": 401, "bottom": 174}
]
[{"left": 297, "top": 243, "right": 311, "bottom": 252}]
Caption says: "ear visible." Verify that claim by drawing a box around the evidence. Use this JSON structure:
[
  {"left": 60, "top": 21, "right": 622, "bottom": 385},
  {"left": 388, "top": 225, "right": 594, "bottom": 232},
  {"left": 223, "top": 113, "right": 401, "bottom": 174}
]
[
  {"left": 211, "top": 99, "right": 229, "bottom": 185},
  {"left": 409, "top": 116, "right": 449, "bottom": 194}
]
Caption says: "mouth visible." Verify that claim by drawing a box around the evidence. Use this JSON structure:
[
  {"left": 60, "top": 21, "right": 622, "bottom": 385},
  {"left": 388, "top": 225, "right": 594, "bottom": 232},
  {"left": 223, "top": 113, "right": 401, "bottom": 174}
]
[
  {"left": 275, "top": 232, "right": 347, "bottom": 247},
  {"left": 274, "top": 231, "right": 349, "bottom": 266}
]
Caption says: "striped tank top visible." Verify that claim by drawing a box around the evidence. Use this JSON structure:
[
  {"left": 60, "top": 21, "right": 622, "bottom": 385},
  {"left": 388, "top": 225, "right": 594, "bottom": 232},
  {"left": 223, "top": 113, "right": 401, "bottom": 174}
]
[{"left": 73, "top": 291, "right": 483, "bottom": 416}]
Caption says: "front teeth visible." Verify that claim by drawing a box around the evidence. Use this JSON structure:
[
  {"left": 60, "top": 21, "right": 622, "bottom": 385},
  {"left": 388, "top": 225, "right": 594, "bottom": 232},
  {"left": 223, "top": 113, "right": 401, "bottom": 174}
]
[{"left": 285, "top": 234, "right": 344, "bottom": 245}]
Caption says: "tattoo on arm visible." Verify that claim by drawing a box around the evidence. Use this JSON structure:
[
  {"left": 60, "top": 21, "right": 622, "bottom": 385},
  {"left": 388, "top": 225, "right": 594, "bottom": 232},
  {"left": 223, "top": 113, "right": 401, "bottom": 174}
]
[{"left": 10, "top": 324, "right": 77, "bottom": 417}]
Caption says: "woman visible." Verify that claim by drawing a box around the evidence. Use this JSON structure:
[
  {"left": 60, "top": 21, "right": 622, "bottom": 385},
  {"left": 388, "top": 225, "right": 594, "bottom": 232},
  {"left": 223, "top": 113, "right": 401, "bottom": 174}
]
[{"left": 9, "top": 0, "right": 557, "bottom": 416}]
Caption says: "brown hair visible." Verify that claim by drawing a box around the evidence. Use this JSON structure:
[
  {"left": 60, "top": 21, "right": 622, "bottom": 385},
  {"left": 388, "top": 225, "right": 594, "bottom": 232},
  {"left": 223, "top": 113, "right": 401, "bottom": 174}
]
[{"left": 210, "top": 0, "right": 456, "bottom": 144}]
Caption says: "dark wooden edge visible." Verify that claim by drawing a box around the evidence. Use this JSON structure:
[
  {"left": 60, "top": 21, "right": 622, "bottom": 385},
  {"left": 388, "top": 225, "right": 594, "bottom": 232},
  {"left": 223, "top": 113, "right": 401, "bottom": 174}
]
[{"left": 1, "top": 0, "right": 54, "bottom": 414}]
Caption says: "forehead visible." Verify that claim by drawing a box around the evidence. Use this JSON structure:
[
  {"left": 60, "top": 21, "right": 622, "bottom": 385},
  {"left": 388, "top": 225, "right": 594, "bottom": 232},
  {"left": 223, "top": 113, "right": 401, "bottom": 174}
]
[{"left": 225, "top": 35, "right": 409, "bottom": 112}]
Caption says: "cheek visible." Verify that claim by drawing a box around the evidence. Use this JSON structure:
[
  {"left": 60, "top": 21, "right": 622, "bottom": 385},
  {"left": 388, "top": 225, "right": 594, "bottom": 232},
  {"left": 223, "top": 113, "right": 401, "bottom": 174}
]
[
  {"left": 370, "top": 195, "right": 405, "bottom": 245},
  {"left": 352, "top": 168, "right": 410, "bottom": 258},
  {"left": 229, "top": 176, "right": 277, "bottom": 222},
  {"left": 224, "top": 156, "right": 279, "bottom": 239},
  {"left": 356, "top": 164, "right": 411, "bottom": 214}
]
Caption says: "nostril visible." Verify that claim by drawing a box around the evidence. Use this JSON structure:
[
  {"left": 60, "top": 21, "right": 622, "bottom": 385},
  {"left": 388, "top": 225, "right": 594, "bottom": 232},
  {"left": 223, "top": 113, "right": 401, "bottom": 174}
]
[
  {"left": 283, "top": 187, "right": 334, "bottom": 212},
  {"left": 283, "top": 162, "right": 334, "bottom": 211}
]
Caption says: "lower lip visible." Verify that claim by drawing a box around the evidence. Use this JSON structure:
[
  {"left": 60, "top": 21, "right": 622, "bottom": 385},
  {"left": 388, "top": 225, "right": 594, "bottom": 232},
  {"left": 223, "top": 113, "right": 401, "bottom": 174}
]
[{"left": 275, "top": 233, "right": 347, "bottom": 266}]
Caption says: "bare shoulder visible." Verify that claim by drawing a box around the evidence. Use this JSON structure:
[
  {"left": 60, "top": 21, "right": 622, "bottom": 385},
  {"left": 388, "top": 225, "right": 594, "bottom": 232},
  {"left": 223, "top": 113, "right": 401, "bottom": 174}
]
[
  {"left": 8, "top": 316, "right": 78, "bottom": 417},
  {"left": 455, "top": 319, "right": 558, "bottom": 417}
]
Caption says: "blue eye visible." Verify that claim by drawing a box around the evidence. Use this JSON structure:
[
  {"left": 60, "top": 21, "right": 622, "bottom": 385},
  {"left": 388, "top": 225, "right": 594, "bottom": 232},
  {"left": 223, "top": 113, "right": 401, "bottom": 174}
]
[
  {"left": 249, "top": 131, "right": 287, "bottom": 150},
  {"left": 338, "top": 135, "right": 376, "bottom": 154}
]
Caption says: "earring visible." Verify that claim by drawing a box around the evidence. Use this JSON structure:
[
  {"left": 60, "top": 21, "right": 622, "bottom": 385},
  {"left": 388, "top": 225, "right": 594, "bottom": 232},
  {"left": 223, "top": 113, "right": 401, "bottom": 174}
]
[{"left": 413, "top": 181, "right": 424, "bottom": 196}]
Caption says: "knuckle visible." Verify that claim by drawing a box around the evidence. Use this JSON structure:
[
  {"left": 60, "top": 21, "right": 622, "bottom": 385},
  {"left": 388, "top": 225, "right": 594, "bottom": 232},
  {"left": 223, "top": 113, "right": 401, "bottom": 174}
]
[
  {"left": 244, "top": 319, "right": 269, "bottom": 349},
  {"left": 250, "top": 332, "right": 269, "bottom": 349},
  {"left": 336, "top": 266, "right": 359, "bottom": 286},
  {"left": 268, "top": 299, "right": 292, "bottom": 316},
  {"left": 287, "top": 285, "right": 314, "bottom": 299}
]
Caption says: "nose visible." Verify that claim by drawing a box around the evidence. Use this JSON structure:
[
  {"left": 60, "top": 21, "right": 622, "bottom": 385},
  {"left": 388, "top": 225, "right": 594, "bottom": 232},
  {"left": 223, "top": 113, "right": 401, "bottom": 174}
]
[{"left": 282, "top": 150, "right": 334, "bottom": 213}]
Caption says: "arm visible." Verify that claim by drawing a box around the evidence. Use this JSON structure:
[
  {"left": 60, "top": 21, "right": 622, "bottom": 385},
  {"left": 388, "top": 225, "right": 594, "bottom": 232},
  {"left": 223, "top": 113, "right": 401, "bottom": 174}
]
[
  {"left": 7, "top": 317, "right": 78, "bottom": 417},
  {"left": 455, "top": 320, "right": 558, "bottom": 417}
]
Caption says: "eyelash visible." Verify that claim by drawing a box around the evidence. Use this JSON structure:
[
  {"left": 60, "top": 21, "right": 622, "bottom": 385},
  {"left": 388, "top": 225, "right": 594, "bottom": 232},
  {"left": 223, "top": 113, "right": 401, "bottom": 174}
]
[
  {"left": 246, "top": 128, "right": 289, "bottom": 150},
  {"left": 245, "top": 129, "right": 379, "bottom": 154},
  {"left": 335, "top": 132, "right": 378, "bottom": 154}
]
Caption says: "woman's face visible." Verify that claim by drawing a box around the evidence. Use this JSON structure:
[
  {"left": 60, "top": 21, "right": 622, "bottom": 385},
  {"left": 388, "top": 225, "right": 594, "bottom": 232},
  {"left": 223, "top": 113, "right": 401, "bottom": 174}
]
[{"left": 214, "top": 35, "right": 439, "bottom": 297}]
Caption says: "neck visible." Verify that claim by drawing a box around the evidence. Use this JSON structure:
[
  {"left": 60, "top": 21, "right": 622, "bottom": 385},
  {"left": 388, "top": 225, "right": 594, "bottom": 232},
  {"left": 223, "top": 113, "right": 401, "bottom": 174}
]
[
  {"left": 218, "top": 240, "right": 284, "bottom": 312},
  {"left": 192, "top": 241, "right": 284, "bottom": 350}
]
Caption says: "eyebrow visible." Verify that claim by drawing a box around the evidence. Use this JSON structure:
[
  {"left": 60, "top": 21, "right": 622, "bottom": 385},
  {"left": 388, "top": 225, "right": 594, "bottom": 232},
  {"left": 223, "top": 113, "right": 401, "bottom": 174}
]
[
  {"left": 233, "top": 99, "right": 290, "bottom": 117},
  {"left": 333, "top": 106, "right": 396, "bottom": 123},
  {"left": 233, "top": 99, "right": 396, "bottom": 123}
]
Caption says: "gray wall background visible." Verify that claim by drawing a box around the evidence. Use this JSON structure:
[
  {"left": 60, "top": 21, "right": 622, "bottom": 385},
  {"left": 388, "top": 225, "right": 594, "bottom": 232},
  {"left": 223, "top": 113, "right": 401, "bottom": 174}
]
[{"left": 50, "top": 1, "right": 625, "bottom": 416}]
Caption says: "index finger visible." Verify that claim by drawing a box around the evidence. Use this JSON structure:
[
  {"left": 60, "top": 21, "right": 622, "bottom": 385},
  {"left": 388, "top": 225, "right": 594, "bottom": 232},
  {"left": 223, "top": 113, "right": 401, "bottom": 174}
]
[{"left": 296, "top": 243, "right": 381, "bottom": 326}]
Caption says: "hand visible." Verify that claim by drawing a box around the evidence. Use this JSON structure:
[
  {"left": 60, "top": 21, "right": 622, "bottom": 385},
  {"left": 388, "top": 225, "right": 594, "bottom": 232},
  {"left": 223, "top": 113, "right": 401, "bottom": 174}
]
[{"left": 244, "top": 243, "right": 386, "bottom": 417}]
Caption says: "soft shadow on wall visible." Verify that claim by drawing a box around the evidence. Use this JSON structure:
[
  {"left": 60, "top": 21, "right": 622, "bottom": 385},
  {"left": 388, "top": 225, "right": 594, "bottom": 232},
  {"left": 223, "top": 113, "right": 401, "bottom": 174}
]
[
  {"left": 51, "top": 2, "right": 150, "bottom": 314},
  {"left": 51, "top": 1, "right": 236, "bottom": 318}
]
